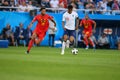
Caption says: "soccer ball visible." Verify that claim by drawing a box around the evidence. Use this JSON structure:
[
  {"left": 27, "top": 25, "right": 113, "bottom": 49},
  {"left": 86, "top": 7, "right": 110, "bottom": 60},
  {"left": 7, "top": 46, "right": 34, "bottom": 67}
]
[{"left": 71, "top": 48, "right": 78, "bottom": 55}]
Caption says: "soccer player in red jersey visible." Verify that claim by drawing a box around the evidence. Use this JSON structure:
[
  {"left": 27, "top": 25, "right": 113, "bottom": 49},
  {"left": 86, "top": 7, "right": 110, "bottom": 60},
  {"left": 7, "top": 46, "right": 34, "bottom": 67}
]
[
  {"left": 80, "top": 14, "right": 96, "bottom": 50},
  {"left": 26, "top": 7, "right": 56, "bottom": 54}
]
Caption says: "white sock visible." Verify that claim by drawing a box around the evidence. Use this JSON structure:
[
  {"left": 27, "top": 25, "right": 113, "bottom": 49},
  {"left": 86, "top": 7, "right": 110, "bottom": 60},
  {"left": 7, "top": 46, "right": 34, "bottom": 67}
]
[{"left": 61, "top": 41, "right": 66, "bottom": 54}]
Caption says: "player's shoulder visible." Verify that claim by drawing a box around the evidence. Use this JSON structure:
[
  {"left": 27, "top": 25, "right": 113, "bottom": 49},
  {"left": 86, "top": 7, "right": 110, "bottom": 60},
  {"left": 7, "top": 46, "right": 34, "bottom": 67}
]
[
  {"left": 72, "top": 11, "right": 78, "bottom": 15},
  {"left": 72, "top": 11, "right": 77, "bottom": 14},
  {"left": 63, "top": 11, "right": 67, "bottom": 15},
  {"left": 81, "top": 19, "right": 85, "bottom": 21},
  {"left": 89, "top": 19, "right": 94, "bottom": 22}
]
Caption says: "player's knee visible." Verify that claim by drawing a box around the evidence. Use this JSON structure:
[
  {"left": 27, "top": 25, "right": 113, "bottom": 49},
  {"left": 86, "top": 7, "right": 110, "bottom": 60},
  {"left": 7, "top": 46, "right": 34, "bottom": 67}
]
[
  {"left": 35, "top": 39, "right": 40, "bottom": 45},
  {"left": 63, "top": 35, "right": 68, "bottom": 42},
  {"left": 69, "top": 37, "right": 74, "bottom": 43}
]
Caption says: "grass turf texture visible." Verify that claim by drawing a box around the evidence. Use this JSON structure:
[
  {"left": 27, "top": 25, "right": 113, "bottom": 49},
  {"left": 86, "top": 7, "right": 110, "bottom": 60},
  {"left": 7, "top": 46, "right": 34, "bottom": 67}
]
[{"left": 0, "top": 47, "right": 120, "bottom": 80}]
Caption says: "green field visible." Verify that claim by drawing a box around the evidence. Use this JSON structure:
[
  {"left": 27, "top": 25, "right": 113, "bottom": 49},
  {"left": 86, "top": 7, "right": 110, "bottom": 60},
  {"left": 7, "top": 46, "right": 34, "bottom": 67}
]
[{"left": 0, "top": 47, "right": 120, "bottom": 80}]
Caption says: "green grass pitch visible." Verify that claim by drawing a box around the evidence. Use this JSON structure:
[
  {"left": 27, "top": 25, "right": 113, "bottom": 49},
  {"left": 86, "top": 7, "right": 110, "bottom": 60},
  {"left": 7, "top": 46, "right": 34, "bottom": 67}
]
[{"left": 0, "top": 47, "right": 120, "bottom": 80}]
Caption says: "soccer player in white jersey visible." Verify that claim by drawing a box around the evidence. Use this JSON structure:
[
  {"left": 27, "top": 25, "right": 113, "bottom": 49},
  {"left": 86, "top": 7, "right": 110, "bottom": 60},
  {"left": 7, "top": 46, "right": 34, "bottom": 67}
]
[{"left": 61, "top": 5, "right": 79, "bottom": 55}]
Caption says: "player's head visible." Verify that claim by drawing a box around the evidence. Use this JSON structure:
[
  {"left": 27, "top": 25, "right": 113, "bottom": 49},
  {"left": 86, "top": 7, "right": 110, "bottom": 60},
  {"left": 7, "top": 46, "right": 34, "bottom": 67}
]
[
  {"left": 67, "top": 5, "right": 73, "bottom": 14},
  {"left": 85, "top": 14, "right": 89, "bottom": 20},
  {"left": 40, "top": 7, "right": 46, "bottom": 15}
]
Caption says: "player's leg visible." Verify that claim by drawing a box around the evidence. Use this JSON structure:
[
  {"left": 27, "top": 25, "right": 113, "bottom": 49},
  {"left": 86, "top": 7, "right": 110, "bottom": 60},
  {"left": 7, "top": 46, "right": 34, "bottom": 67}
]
[
  {"left": 26, "top": 33, "right": 37, "bottom": 53},
  {"left": 61, "top": 34, "right": 68, "bottom": 55},
  {"left": 83, "top": 32, "right": 89, "bottom": 49},
  {"left": 35, "top": 31, "right": 46, "bottom": 46},
  {"left": 35, "top": 38, "right": 41, "bottom": 45},
  {"left": 88, "top": 33, "right": 95, "bottom": 49},
  {"left": 52, "top": 34, "right": 55, "bottom": 47},
  {"left": 69, "top": 30, "right": 76, "bottom": 47}
]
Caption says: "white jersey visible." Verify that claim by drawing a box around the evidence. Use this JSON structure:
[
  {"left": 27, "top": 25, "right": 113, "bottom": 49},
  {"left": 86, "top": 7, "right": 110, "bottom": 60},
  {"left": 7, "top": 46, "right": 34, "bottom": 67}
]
[{"left": 62, "top": 11, "right": 78, "bottom": 30}]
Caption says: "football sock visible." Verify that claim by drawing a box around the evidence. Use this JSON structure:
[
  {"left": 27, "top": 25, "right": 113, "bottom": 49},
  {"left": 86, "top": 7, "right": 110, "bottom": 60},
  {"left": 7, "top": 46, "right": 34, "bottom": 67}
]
[
  {"left": 61, "top": 41, "right": 66, "bottom": 54},
  {"left": 84, "top": 37, "right": 88, "bottom": 46},
  {"left": 27, "top": 39, "right": 34, "bottom": 52},
  {"left": 89, "top": 39, "right": 95, "bottom": 47}
]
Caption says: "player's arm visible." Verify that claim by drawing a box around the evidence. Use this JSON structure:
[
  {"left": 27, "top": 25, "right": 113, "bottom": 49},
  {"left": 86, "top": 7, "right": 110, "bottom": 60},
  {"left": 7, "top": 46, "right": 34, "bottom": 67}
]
[
  {"left": 75, "top": 17, "right": 79, "bottom": 30},
  {"left": 28, "top": 16, "right": 37, "bottom": 29},
  {"left": 50, "top": 19, "right": 56, "bottom": 27},
  {"left": 80, "top": 20, "right": 83, "bottom": 27},
  {"left": 93, "top": 20, "right": 96, "bottom": 33},
  {"left": 62, "top": 21, "right": 66, "bottom": 31},
  {"left": 62, "top": 14, "right": 66, "bottom": 30}
]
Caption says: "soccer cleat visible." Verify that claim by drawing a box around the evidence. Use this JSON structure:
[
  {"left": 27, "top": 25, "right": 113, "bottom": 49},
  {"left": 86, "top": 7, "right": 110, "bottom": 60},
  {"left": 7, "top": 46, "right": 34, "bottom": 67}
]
[
  {"left": 93, "top": 45, "right": 96, "bottom": 52},
  {"left": 25, "top": 50, "right": 29, "bottom": 54},
  {"left": 85, "top": 45, "right": 89, "bottom": 50},
  {"left": 61, "top": 51, "right": 64, "bottom": 55}
]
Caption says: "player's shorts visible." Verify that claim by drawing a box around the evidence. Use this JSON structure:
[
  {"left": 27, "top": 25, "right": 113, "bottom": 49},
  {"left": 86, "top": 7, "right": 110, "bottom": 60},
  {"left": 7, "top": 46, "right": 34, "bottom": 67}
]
[
  {"left": 83, "top": 30, "right": 92, "bottom": 38},
  {"left": 33, "top": 29, "right": 46, "bottom": 41},
  {"left": 64, "top": 29, "right": 75, "bottom": 37}
]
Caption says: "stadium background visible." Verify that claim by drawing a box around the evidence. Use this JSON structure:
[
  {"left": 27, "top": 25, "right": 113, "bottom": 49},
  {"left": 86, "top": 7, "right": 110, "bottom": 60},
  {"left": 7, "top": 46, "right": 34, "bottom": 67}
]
[{"left": 0, "top": 11, "right": 120, "bottom": 48}]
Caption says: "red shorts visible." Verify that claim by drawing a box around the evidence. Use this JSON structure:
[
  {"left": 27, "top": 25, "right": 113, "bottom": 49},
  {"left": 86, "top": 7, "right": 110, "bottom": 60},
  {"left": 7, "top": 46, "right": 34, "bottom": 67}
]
[
  {"left": 33, "top": 29, "right": 47, "bottom": 40},
  {"left": 83, "top": 30, "right": 92, "bottom": 38}
]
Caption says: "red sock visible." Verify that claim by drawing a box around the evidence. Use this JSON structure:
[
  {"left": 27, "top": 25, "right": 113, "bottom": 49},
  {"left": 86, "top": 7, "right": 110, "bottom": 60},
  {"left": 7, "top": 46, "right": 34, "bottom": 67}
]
[
  {"left": 89, "top": 39, "right": 94, "bottom": 47},
  {"left": 84, "top": 37, "right": 88, "bottom": 46},
  {"left": 27, "top": 40, "right": 34, "bottom": 51}
]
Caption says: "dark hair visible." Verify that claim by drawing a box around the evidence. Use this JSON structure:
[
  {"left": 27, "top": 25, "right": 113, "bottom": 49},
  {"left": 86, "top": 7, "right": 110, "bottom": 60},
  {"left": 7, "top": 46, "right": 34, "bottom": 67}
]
[
  {"left": 68, "top": 5, "right": 73, "bottom": 9},
  {"left": 40, "top": 7, "right": 46, "bottom": 11}
]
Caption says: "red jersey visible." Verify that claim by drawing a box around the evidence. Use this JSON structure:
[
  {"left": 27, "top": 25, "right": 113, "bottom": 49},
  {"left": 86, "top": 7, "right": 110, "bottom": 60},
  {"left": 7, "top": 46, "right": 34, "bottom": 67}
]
[
  {"left": 32, "top": 14, "right": 53, "bottom": 32},
  {"left": 80, "top": 19, "right": 94, "bottom": 32}
]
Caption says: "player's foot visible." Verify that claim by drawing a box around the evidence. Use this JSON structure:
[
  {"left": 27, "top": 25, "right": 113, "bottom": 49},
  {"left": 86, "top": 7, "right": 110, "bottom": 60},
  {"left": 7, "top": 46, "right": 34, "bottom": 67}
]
[
  {"left": 93, "top": 45, "right": 96, "bottom": 52},
  {"left": 25, "top": 50, "right": 29, "bottom": 54},
  {"left": 61, "top": 51, "right": 64, "bottom": 55},
  {"left": 85, "top": 45, "right": 89, "bottom": 50}
]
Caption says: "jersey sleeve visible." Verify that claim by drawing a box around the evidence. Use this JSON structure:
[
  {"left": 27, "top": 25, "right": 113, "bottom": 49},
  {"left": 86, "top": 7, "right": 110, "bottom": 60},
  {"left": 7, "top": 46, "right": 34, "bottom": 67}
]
[
  {"left": 48, "top": 15, "right": 53, "bottom": 20},
  {"left": 62, "top": 13, "right": 65, "bottom": 22},
  {"left": 80, "top": 19, "right": 83, "bottom": 25},
  {"left": 90, "top": 20, "right": 94, "bottom": 24},
  {"left": 75, "top": 12, "right": 78, "bottom": 18}
]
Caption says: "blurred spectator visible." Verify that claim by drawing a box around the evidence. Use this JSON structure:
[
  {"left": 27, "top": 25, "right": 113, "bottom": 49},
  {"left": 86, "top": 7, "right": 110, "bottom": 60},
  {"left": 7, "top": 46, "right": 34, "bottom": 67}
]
[
  {"left": 59, "top": 0, "right": 67, "bottom": 8},
  {"left": 69, "top": 0, "right": 79, "bottom": 9},
  {"left": 100, "top": 0, "right": 107, "bottom": 11},
  {"left": 27, "top": 0, "right": 35, "bottom": 12},
  {"left": 111, "top": 0, "right": 120, "bottom": 15},
  {"left": 24, "top": 27, "right": 32, "bottom": 46},
  {"left": 1, "top": 23, "right": 14, "bottom": 45},
  {"left": 9, "top": 0, "right": 16, "bottom": 11},
  {"left": 48, "top": 20, "right": 57, "bottom": 47},
  {"left": 18, "top": 0, "right": 26, "bottom": 5},
  {"left": 84, "top": 0, "right": 95, "bottom": 9},
  {"left": 50, "top": 0, "right": 59, "bottom": 8},
  {"left": 17, "top": 1, "right": 27, "bottom": 12},
  {"left": 14, "top": 23, "right": 25, "bottom": 46},
  {"left": 97, "top": 1, "right": 105, "bottom": 14},
  {"left": 0, "top": 0, "right": 10, "bottom": 11},
  {"left": 98, "top": 33, "right": 110, "bottom": 49},
  {"left": 112, "top": 0, "right": 119, "bottom": 10},
  {"left": 41, "top": 0, "right": 50, "bottom": 8}
]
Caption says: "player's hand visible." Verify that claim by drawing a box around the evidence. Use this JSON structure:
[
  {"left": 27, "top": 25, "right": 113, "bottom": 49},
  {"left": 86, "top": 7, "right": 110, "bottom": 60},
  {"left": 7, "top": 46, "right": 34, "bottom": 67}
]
[
  {"left": 51, "top": 28, "right": 55, "bottom": 31},
  {"left": 54, "top": 23, "right": 56, "bottom": 27},
  {"left": 28, "top": 23, "right": 33, "bottom": 29},
  {"left": 75, "top": 26, "right": 78, "bottom": 30},
  {"left": 64, "top": 28, "right": 66, "bottom": 31}
]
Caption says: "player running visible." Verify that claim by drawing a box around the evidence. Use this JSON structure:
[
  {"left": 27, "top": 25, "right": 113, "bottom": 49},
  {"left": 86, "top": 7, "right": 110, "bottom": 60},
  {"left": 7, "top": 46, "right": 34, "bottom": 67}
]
[
  {"left": 26, "top": 7, "right": 56, "bottom": 54},
  {"left": 80, "top": 14, "right": 96, "bottom": 50},
  {"left": 61, "top": 5, "right": 79, "bottom": 55}
]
